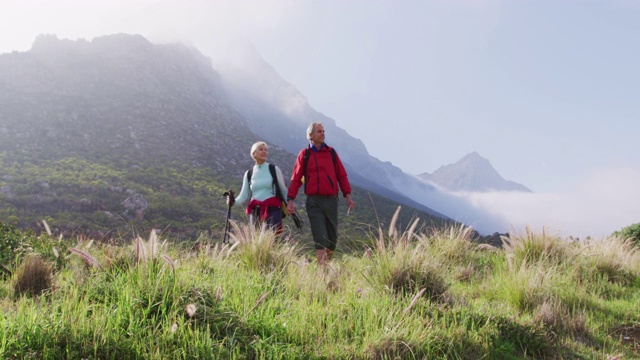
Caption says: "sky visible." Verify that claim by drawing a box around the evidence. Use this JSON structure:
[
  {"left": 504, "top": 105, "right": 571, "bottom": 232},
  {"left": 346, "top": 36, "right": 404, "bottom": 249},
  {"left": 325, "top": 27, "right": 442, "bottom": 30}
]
[{"left": 1, "top": 0, "right": 639, "bottom": 238}]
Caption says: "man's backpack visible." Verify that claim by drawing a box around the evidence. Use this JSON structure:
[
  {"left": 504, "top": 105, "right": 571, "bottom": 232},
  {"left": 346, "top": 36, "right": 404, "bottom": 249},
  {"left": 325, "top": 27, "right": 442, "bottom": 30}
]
[{"left": 302, "top": 147, "right": 337, "bottom": 186}]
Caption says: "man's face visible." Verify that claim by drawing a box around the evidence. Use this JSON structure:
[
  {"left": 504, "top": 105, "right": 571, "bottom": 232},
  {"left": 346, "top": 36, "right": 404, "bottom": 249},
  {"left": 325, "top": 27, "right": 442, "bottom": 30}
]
[{"left": 310, "top": 124, "right": 325, "bottom": 145}]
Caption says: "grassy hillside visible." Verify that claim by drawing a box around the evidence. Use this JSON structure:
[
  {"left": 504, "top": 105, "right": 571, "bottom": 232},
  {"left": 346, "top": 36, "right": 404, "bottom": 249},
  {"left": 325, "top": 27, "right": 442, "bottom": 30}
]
[
  {"left": 1, "top": 220, "right": 639, "bottom": 359},
  {"left": 0, "top": 149, "right": 450, "bottom": 249}
]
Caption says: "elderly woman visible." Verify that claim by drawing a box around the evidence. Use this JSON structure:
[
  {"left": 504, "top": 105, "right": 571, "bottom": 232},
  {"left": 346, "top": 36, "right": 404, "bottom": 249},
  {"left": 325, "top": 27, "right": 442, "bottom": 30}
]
[{"left": 227, "top": 141, "right": 289, "bottom": 233}]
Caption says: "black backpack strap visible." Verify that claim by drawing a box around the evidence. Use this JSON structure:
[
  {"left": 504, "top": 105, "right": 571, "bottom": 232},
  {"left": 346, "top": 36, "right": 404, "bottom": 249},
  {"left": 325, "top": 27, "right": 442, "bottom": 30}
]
[
  {"left": 302, "top": 148, "right": 310, "bottom": 191},
  {"left": 330, "top": 148, "right": 337, "bottom": 172},
  {"left": 302, "top": 148, "right": 311, "bottom": 180},
  {"left": 246, "top": 168, "right": 253, "bottom": 184},
  {"left": 268, "top": 163, "right": 285, "bottom": 202},
  {"left": 269, "top": 164, "right": 288, "bottom": 218}
]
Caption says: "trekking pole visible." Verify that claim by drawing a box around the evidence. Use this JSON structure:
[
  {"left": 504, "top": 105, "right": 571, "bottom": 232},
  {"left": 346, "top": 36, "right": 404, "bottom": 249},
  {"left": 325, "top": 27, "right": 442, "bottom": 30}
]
[{"left": 222, "top": 190, "right": 235, "bottom": 244}]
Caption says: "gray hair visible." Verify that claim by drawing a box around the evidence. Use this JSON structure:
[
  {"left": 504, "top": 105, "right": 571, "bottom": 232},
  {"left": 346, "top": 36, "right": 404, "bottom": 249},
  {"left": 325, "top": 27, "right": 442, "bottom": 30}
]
[
  {"left": 307, "top": 122, "right": 323, "bottom": 141},
  {"left": 250, "top": 141, "right": 268, "bottom": 160}
]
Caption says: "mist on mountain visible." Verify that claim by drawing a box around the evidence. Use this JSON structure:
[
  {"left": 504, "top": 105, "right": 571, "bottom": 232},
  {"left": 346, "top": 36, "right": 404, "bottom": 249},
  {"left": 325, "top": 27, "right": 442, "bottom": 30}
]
[
  {"left": 0, "top": 34, "right": 461, "bottom": 239},
  {"left": 213, "top": 41, "right": 512, "bottom": 235}
]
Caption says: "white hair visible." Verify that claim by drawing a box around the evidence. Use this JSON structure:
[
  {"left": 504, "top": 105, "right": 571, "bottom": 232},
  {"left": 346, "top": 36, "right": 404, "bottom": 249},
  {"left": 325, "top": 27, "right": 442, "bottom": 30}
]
[
  {"left": 307, "top": 122, "right": 323, "bottom": 140},
  {"left": 250, "top": 141, "right": 268, "bottom": 160}
]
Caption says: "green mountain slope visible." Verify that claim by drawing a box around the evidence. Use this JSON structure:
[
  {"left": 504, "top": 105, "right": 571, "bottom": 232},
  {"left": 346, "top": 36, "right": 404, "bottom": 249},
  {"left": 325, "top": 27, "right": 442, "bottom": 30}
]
[{"left": 0, "top": 34, "right": 453, "bottom": 245}]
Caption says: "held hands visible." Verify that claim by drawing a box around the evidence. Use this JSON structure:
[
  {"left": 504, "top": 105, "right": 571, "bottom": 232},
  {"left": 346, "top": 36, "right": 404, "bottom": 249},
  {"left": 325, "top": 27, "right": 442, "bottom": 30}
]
[{"left": 286, "top": 200, "right": 296, "bottom": 214}]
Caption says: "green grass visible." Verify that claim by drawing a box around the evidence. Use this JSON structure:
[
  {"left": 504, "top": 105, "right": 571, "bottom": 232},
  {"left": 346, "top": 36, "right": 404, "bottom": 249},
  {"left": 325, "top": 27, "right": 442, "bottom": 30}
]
[{"left": 1, "top": 214, "right": 640, "bottom": 359}]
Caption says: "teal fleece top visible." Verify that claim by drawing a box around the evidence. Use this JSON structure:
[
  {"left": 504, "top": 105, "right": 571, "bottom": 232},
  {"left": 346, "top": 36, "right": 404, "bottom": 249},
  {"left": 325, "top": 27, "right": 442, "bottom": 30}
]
[{"left": 234, "top": 163, "right": 288, "bottom": 206}]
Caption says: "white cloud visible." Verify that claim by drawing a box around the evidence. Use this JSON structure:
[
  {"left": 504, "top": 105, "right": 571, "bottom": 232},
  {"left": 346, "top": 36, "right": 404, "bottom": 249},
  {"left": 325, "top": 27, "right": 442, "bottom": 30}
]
[
  {"left": 0, "top": 0, "right": 294, "bottom": 55},
  {"left": 461, "top": 167, "right": 640, "bottom": 238}
]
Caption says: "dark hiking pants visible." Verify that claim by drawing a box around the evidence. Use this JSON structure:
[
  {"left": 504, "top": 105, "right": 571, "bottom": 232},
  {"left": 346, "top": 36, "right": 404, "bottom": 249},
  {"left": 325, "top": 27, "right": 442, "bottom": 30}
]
[{"left": 306, "top": 195, "right": 338, "bottom": 250}]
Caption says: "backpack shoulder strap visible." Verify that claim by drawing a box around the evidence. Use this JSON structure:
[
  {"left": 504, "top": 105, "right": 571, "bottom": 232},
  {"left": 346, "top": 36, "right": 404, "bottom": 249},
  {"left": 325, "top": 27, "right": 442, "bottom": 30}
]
[
  {"left": 330, "top": 148, "right": 337, "bottom": 171},
  {"left": 268, "top": 164, "right": 285, "bottom": 201},
  {"left": 302, "top": 148, "right": 311, "bottom": 178},
  {"left": 246, "top": 168, "right": 253, "bottom": 184}
]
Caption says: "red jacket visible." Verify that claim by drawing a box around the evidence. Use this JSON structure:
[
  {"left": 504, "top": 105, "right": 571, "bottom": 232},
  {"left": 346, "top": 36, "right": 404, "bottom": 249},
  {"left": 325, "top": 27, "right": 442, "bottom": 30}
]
[{"left": 287, "top": 144, "right": 351, "bottom": 200}]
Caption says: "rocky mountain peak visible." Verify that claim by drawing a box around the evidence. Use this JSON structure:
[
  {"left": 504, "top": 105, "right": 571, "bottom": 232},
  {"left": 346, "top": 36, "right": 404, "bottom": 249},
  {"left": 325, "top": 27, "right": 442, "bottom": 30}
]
[{"left": 419, "top": 152, "right": 532, "bottom": 193}]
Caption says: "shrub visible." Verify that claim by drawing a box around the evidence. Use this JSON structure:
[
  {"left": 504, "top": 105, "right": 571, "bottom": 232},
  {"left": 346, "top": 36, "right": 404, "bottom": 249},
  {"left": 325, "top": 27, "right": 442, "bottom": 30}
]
[
  {"left": 612, "top": 222, "right": 640, "bottom": 246},
  {"left": 13, "top": 255, "right": 53, "bottom": 297},
  {"left": 503, "top": 226, "right": 573, "bottom": 268},
  {"left": 575, "top": 236, "right": 640, "bottom": 286},
  {"left": 493, "top": 261, "right": 560, "bottom": 312},
  {"left": 228, "top": 221, "right": 301, "bottom": 273},
  {"left": 364, "top": 213, "right": 448, "bottom": 300}
]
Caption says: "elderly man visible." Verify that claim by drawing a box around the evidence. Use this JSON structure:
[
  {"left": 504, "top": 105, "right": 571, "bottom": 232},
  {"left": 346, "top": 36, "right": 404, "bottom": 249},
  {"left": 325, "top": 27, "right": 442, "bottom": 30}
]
[{"left": 286, "top": 122, "right": 355, "bottom": 265}]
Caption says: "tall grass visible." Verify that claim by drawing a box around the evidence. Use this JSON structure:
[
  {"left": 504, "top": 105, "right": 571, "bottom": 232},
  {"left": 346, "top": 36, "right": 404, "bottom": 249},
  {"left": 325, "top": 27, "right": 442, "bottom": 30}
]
[
  {"left": 1, "top": 213, "right": 640, "bottom": 359},
  {"left": 13, "top": 255, "right": 52, "bottom": 297},
  {"left": 227, "top": 221, "right": 302, "bottom": 273}
]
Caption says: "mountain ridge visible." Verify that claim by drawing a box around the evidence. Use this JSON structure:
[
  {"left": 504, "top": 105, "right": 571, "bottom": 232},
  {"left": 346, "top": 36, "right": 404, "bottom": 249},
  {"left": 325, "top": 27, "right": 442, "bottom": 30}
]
[{"left": 0, "top": 34, "right": 454, "bottom": 241}]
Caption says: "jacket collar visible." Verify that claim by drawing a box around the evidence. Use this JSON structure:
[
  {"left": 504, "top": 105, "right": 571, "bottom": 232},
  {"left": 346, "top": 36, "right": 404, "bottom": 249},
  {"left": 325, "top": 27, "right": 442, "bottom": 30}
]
[{"left": 309, "top": 142, "right": 326, "bottom": 152}]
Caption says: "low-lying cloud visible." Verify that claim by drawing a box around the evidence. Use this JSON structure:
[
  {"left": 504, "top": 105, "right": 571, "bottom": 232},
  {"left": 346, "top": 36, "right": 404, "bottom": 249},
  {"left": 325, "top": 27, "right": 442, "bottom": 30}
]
[{"left": 456, "top": 167, "right": 640, "bottom": 239}]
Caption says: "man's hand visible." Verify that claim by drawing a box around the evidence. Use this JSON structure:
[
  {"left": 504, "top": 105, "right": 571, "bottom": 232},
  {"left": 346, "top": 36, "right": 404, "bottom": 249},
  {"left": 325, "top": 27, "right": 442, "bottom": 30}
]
[
  {"left": 345, "top": 194, "right": 355, "bottom": 214},
  {"left": 286, "top": 199, "right": 296, "bottom": 214}
]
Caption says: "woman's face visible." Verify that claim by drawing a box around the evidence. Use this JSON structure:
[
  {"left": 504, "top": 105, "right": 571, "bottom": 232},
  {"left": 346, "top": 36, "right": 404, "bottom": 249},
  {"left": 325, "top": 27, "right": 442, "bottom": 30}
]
[{"left": 254, "top": 145, "right": 268, "bottom": 163}]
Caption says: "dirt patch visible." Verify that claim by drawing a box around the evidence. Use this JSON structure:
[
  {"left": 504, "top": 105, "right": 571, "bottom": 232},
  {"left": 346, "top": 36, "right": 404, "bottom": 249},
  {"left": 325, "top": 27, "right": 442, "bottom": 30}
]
[{"left": 611, "top": 323, "right": 640, "bottom": 354}]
